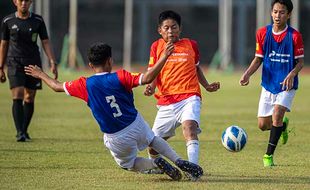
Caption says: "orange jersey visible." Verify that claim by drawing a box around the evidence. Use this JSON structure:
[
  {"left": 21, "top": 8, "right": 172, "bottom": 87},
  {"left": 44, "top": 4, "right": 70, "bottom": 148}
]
[{"left": 148, "top": 38, "right": 201, "bottom": 105}]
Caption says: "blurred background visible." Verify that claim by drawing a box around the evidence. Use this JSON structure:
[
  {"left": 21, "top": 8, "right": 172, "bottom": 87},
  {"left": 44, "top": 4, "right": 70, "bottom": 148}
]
[{"left": 0, "top": 0, "right": 309, "bottom": 71}]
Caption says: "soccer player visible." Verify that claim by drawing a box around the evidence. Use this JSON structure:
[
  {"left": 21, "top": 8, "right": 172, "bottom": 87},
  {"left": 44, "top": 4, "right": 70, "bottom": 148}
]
[
  {"left": 143, "top": 10, "right": 220, "bottom": 178},
  {"left": 0, "top": 0, "right": 58, "bottom": 141},
  {"left": 25, "top": 42, "right": 204, "bottom": 181},
  {"left": 239, "top": 0, "right": 304, "bottom": 167}
]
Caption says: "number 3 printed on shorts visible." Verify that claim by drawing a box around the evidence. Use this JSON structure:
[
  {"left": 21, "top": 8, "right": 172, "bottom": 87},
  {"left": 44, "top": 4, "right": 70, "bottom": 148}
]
[{"left": 106, "top": 95, "right": 122, "bottom": 117}]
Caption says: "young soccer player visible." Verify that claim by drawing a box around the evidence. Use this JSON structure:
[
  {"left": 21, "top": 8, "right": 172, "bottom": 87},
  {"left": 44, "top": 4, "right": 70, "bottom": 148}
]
[
  {"left": 239, "top": 0, "right": 304, "bottom": 167},
  {"left": 0, "top": 0, "right": 58, "bottom": 141},
  {"left": 143, "top": 10, "right": 220, "bottom": 178},
  {"left": 25, "top": 42, "right": 203, "bottom": 180}
]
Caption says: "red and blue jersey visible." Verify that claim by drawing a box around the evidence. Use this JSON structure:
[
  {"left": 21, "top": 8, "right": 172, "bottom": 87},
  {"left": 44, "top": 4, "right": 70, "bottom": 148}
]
[
  {"left": 63, "top": 69, "right": 143, "bottom": 134},
  {"left": 255, "top": 25, "right": 304, "bottom": 94}
]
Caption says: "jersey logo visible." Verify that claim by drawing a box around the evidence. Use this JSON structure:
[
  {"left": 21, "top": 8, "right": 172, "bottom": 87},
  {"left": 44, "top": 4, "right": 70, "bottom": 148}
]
[
  {"left": 12, "top": 24, "right": 18, "bottom": 30},
  {"left": 32, "top": 33, "right": 38, "bottom": 42},
  {"left": 130, "top": 73, "right": 139, "bottom": 76}
]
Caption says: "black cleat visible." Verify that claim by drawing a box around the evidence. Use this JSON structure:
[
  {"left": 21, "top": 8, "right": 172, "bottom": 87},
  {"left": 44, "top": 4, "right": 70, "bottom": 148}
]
[
  {"left": 16, "top": 134, "right": 26, "bottom": 142},
  {"left": 175, "top": 159, "right": 203, "bottom": 181},
  {"left": 25, "top": 133, "right": 31, "bottom": 141},
  {"left": 154, "top": 157, "right": 182, "bottom": 181}
]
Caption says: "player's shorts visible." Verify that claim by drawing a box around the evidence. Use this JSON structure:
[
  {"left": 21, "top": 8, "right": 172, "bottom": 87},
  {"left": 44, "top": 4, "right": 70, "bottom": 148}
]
[
  {"left": 7, "top": 57, "right": 42, "bottom": 90},
  {"left": 103, "top": 113, "right": 155, "bottom": 169},
  {"left": 257, "top": 87, "right": 296, "bottom": 117},
  {"left": 152, "top": 95, "right": 202, "bottom": 138}
]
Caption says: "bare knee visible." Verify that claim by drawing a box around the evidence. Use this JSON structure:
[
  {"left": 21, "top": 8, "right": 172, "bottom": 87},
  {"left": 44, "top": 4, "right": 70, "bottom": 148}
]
[{"left": 258, "top": 117, "right": 272, "bottom": 131}]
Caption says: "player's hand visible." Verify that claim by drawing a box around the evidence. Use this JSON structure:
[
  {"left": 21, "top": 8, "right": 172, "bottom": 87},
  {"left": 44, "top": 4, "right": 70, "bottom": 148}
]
[
  {"left": 0, "top": 69, "right": 6, "bottom": 83},
  {"left": 164, "top": 41, "right": 174, "bottom": 57},
  {"left": 24, "top": 65, "right": 43, "bottom": 79},
  {"left": 239, "top": 74, "right": 250, "bottom": 86},
  {"left": 281, "top": 73, "right": 294, "bottom": 91},
  {"left": 206, "top": 82, "right": 220, "bottom": 92},
  {"left": 144, "top": 84, "right": 155, "bottom": 96},
  {"left": 50, "top": 63, "right": 58, "bottom": 80}
]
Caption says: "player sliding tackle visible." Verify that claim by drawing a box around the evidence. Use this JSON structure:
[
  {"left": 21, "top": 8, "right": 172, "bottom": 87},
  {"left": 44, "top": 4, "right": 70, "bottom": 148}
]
[{"left": 25, "top": 42, "right": 203, "bottom": 181}]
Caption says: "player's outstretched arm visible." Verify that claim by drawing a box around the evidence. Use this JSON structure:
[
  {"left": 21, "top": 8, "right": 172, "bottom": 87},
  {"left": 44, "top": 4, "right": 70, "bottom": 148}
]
[
  {"left": 141, "top": 42, "right": 174, "bottom": 85},
  {"left": 24, "top": 65, "right": 64, "bottom": 92},
  {"left": 239, "top": 56, "right": 262, "bottom": 86}
]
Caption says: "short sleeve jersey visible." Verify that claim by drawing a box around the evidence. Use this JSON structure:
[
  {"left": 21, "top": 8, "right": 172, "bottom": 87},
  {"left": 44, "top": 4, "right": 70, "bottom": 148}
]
[
  {"left": 148, "top": 38, "right": 201, "bottom": 105},
  {"left": 255, "top": 25, "right": 304, "bottom": 59},
  {"left": 255, "top": 25, "right": 304, "bottom": 94},
  {"left": 1, "top": 12, "right": 48, "bottom": 58},
  {"left": 63, "top": 69, "right": 143, "bottom": 134}
]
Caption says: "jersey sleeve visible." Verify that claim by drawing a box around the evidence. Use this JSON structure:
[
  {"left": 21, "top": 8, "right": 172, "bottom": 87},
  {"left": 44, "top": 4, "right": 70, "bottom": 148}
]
[
  {"left": 148, "top": 41, "right": 159, "bottom": 69},
  {"left": 292, "top": 30, "right": 304, "bottom": 59},
  {"left": 1, "top": 17, "right": 9, "bottom": 40},
  {"left": 37, "top": 16, "right": 48, "bottom": 40},
  {"left": 117, "top": 69, "right": 143, "bottom": 91},
  {"left": 255, "top": 27, "right": 266, "bottom": 58},
  {"left": 190, "top": 40, "right": 200, "bottom": 65},
  {"left": 63, "top": 77, "right": 88, "bottom": 102}
]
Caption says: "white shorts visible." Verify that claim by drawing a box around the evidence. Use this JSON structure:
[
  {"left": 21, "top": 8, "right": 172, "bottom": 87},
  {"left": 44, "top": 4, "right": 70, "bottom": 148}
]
[
  {"left": 152, "top": 95, "right": 202, "bottom": 138},
  {"left": 103, "top": 113, "right": 155, "bottom": 169},
  {"left": 257, "top": 87, "right": 296, "bottom": 117}
]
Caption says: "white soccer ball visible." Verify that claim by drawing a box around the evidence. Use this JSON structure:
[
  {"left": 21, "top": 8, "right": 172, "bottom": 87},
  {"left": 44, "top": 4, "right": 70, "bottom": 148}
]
[{"left": 221, "top": 125, "right": 247, "bottom": 152}]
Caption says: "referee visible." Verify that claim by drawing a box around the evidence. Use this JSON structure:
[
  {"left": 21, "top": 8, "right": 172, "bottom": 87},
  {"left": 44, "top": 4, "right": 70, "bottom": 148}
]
[{"left": 0, "top": 0, "right": 58, "bottom": 142}]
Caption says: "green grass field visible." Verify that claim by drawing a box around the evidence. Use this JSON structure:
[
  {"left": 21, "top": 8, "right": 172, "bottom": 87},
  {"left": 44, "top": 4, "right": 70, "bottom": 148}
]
[{"left": 1, "top": 69, "right": 310, "bottom": 190}]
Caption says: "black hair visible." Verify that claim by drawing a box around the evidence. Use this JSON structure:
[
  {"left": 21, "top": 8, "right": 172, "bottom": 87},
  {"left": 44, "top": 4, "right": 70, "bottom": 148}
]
[
  {"left": 158, "top": 10, "right": 181, "bottom": 27},
  {"left": 271, "top": 0, "right": 293, "bottom": 13},
  {"left": 87, "top": 43, "right": 112, "bottom": 65}
]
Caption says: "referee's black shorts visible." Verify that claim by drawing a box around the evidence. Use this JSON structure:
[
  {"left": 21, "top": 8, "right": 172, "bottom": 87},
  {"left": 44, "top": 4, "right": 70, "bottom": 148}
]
[{"left": 7, "top": 57, "right": 42, "bottom": 90}]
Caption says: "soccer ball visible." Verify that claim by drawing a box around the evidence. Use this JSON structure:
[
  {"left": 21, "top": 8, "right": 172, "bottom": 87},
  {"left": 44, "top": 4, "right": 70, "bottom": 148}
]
[{"left": 221, "top": 125, "right": 247, "bottom": 152}]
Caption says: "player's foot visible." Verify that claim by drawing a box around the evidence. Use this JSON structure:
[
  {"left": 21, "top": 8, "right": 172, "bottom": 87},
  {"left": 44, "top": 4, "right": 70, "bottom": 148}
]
[
  {"left": 154, "top": 157, "right": 182, "bottom": 181},
  {"left": 25, "top": 133, "right": 31, "bottom": 141},
  {"left": 16, "top": 133, "right": 26, "bottom": 142},
  {"left": 175, "top": 159, "right": 203, "bottom": 181},
  {"left": 263, "top": 154, "right": 274, "bottom": 167},
  {"left": 140, "top": 167, "right": 164, "bottom": 174},
  {"left": 280, "top": 116, "right": 289, "bottom": 145}
]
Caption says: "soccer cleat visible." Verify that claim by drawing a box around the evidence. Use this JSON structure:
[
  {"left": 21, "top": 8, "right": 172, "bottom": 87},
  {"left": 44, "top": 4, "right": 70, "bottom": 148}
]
[
  {"left": 140, "top": 167, "right": 164, "bottom": 174},
  {"left": 154, "top": 157, "right": 182, "bottom": 181},
  {"left": 25, "top": 133, "right": 32, "bottom": 141},
  {"left": 175, "top": 159, "right": 203, "bottom": 181},
  {"left": 280, "top": 117, "right": 289, "bottom": 145},
  {"left": 16, "top": 133, "right": 26, "bottom": 142},
  {"left": 263, "top": 154, "right": 274, "bottom": 167}
]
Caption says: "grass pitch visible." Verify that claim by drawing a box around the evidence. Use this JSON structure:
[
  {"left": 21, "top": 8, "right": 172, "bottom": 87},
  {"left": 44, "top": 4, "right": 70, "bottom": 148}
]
[{"left": 0, "top": 69, "right": 309, "bottom": 190}]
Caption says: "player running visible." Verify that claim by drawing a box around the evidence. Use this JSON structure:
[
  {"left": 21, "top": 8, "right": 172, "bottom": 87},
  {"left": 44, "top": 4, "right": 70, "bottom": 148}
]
[{"left": 239, "top": 0, "right": 304, "bottom": 167}]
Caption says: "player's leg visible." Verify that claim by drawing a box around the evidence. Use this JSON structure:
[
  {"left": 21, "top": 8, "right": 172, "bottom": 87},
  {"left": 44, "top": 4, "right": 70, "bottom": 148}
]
[
  {"left": 182, "top": 120, "right": 199, "bottom": 164},
  {"left": 178, "top": 96, "right": 202, "bottom": 165},
  {"left": 148, "top": 105, "right": 177, "bottom": 159},
  {"left": 23, "top": 88, "right": 37, "bottom": 140},
  {"left": 11, "top": 87, "right": 25, "bottom": 142}
]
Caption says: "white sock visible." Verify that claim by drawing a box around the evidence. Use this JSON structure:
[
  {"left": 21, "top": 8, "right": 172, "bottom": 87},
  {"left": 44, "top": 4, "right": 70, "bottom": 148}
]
[
  {"left": 186, "top": 140, "right": 199, "bottom": 164},
  {"left": 132, "top": 157, "right": 156, "bottom": 172},
  {"left": 150, "top": 136, "right": 181, "bottom": 163}
]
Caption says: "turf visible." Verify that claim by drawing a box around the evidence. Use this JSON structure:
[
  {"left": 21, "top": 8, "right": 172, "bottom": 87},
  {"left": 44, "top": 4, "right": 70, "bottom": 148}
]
[{"left": 0, "top": 69, "right": 309, "bottom": 190}]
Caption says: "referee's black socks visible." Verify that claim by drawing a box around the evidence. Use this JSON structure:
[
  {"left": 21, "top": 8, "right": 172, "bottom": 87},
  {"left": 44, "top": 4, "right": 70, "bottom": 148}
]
[
  {"left": 266, "top": 125, "right": 283, "bottom": 155},
  {"left": 12, "top": 99, "right": 24, "bottom": 135},
  {"left": 23, "top": 102, "right": 34, "bottom": 134}
]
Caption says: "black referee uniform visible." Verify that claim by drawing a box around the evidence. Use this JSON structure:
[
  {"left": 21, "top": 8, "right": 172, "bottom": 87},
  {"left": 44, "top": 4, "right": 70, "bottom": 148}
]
[
  {"left": 1, "top": 12, "right": 48, "bottom": 89},
  {"left": 0, "top": 11, "right": 50, "bottom": 141}
]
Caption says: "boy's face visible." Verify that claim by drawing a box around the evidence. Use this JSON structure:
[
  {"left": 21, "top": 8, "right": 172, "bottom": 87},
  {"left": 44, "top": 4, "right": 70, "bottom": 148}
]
[
  {"left": 14, "top": 0, "right": 32, "bottom": 14},
  {"left": 158, "top": 19, "right": 181, "bottom": 43},
  {"left": 271, "top": 3, "right": 291, "bottom": 28}
]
